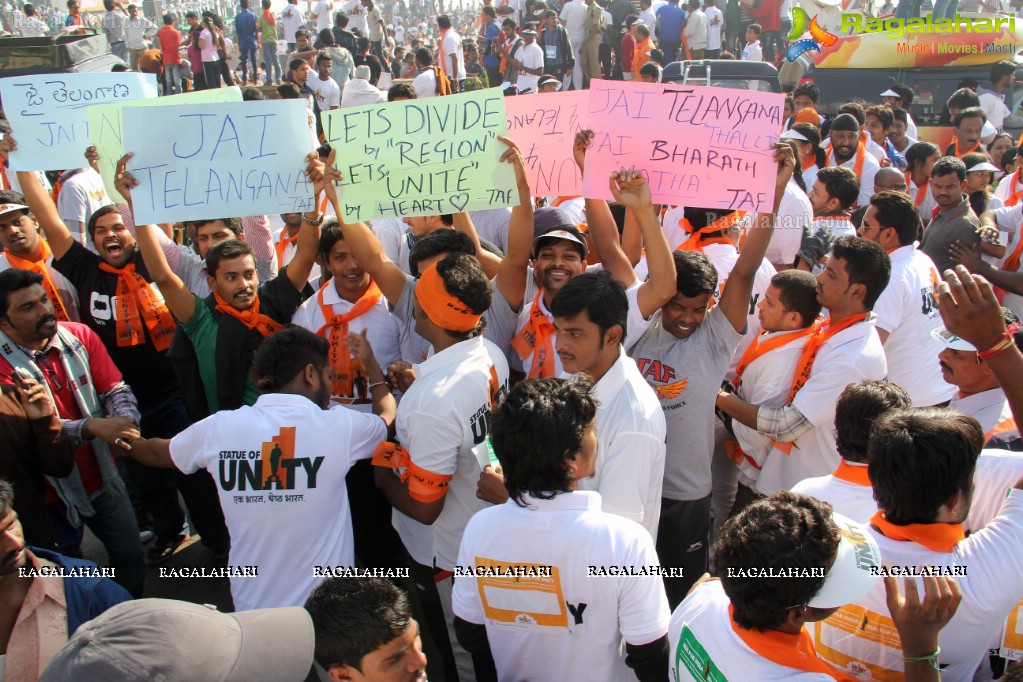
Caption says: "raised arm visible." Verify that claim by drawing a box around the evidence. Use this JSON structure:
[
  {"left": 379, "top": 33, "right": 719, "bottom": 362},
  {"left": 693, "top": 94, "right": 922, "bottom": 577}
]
[
  {"left": 115, "top": 155, "right": 197, "bottom": 323},
  {"left": 452, "top": 212, "right": 500, "bottom": 279},
  {"left": 608, "top": 170, "right": 677, "bottom": 318},
  {"left": 1, "top": 136, "right": 74, "bottom": 259},
  {"left": 494, "top": 136, "right": 534, "bottom": 312},
  {"left": 719, "top": 144, "right": 794, "bottom": 333},
  {"left": 285, "top": 153, "right": 328, "bottom": 292},
  {"left": 572, "top": 130, "right": 634, "bottom": 286},
  {"left": 319, "top": 149, "right": 409, "bottom": 305}
]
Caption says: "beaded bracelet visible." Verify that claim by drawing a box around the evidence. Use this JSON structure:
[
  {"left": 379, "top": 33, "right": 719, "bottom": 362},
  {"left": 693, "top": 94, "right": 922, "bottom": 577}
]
[{"left": 902, "top": 646, "right": 941, "bottom": 671}]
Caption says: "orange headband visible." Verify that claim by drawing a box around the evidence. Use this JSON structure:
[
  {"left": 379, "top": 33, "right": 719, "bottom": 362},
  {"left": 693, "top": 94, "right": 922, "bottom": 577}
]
[{"left": 415, "top": 262, "right": 482, "bottom": 332}]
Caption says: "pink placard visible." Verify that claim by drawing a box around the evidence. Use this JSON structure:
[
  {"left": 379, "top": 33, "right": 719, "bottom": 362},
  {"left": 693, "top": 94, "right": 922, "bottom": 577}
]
[
  {"left": 505, "top": 90, "right": 588, "bottom": 198},
  {"left": 581, "top": 80, "right": 785, "bottom": 213}
]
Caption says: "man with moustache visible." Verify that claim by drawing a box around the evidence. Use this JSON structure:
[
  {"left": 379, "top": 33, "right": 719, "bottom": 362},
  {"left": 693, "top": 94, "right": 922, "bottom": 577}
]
[
  {"left": 0, "top": 268, "right": 146, "bottom": 596},
  {"left": 825, "top": 113, "right": 880, "bottom": 208},
  {"left": 920, "top": 157, "right": 981, "bottom": 274},
  {"left": 0, "top": 479, "right": 130, "bottom": 680}
]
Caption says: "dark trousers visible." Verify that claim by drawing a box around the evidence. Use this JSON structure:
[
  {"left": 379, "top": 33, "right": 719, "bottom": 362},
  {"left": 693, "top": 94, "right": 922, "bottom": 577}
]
[
  {"left": 705, "top": 48, "right": 721, "bottom": 58},
  {"left": 485, "top": 65, "right": 502, "bottom": 88},
  {"left": 410, "top": 560, "right": 460, "bottom": 682},
  {"left": 191, "top": 70, "right": 207, "bottom": 90},
  {"left": 661, "top": 42, "right": 680, "bottom": 63},
  {"left": 202, "top": 59, "right": 221, "bottom": 89},
  {"left": 761, "top": 30, "right": 781, "bottom": 62},
  {"left": 599, "top": 41, "right": 613, "bottom": 78},
  {"left": 729, "top": 481, "right": 764, "bottom": 518},
  {"left": 239, "top": 44, "right": 258, "bottom": 82},
  {"left": 656, "top": 495, "right": 711, "bottom": 610}
]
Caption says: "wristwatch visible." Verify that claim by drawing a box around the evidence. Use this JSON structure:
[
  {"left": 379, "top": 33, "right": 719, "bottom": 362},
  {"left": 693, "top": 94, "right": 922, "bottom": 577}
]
[{"left": 302, "top": 212, "right": 325, "bottom": 227}]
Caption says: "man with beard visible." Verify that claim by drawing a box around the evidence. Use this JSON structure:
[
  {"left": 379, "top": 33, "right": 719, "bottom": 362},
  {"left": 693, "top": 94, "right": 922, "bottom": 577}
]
[
  {"left": 0, "top": 192, "right": 80, "bottom": 321},
  {"left": 795, "top": 166, "right": 859, "bottom": 274},
  {"left": 0, "top": 478, "right": 130, "bottom": 679},
  {"left": 10, "top": 140, "right": 230, "bottom": 567},
  {"left": 0, "top": 268, "right": 146, "bottom": 596},
  {"left": 127, "top": 327, "right": 395, "bottom": 610},
  {"left": 825, "top": 113, "right": 880, "bottom": 208}
]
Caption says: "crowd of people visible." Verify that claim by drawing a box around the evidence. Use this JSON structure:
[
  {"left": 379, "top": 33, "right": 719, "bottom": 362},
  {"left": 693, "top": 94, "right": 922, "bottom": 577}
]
[{"left": 3, "top": 0, "right": 1023, "bottom": 679}]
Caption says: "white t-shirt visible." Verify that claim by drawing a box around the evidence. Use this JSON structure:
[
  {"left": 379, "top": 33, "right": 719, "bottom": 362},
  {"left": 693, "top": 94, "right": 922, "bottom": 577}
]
[
  {"left": 908, "top": 175, "right": 938, "bottom": 222},
  {"left": 452, "top": 491, "right": 671, "bottom": 681},
  {"left": 828, "top": 148, "right": 880, "bottom": 207},
  {"left": 741, "top": 40, "right": 762, "bottom": 61},
  {"left": 756, "top": 316, "right": 887, "bottom": 495},
  {"left": 683, "top": 8, "right": 707, "bottom": 50},
  {"left": 313, "top": 0, "right": 331, "bottom": 32},
  {"left": 990, "top": 202, "right": 1023, "bottom": 318},
  {"left": 56, "top": 168, "right": 112, "bottom": 247},
  {"left": 732, "top": 329, "right": 810, "bottom": 489},
  {"left": 390, "top": 336, "right": 510, "bottom": 570},
  {"left": 439, "top": 29, "right": 466, "bottom": 81},
  {"left": 291, "top": 281, "right": 401, "bottom": 409},
  {"left": 790, "top": 463, "right": 875, "bottom": 524},
  {"left": 980, "top": 91, "right": 1012, "bottom": 131},
  {"left": 872, "top": 244, "right": 953, "bottom": 407},
  {"left": 516, "top": 41, "right": 545, "bottom": 94},
  {"left": 279, "top": 3, "right": 304, "bottom": 43},
  {"left": 395, "top": 25, "right": 404, "bottom": 44},
  {"left": 948, "top": 387, "right": 1013, "bottom": 437},
  {"left": 308, "top": 74, "right": 341, "bottom": 110},
  {"left": 737, "top": 178, "right": 812, "bottom": 268},
  {"left": 169, "top": 393, "right": 387, "bottom": 610},
  {"left": 704, "top": 6, "right": 723, "bottom": 51},
  {"left": 811, "top": 490, "right": 1023, "bottom": 681},
  {"left": 559, "top": 0, "right": 589, "bottom": 39},
  {"left": 411, "top": 68, "right": 437, "bottom": 99},
  {"left": 342, "top": 0, "right": 367, "bottom": 35},
  {"left": 574, "top": 351, "right": 667, "bottom": 538},
  {"left": 671, "top": 581, "right": 840, "bottom": 681}
]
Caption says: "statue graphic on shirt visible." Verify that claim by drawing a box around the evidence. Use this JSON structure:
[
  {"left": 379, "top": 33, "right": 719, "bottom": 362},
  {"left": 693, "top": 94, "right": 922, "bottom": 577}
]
[{"left": 265, "top": 441, "right": 284, "bottom": 489}]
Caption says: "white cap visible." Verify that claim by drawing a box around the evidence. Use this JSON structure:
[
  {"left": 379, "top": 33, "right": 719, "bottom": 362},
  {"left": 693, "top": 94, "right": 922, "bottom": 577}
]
[
  {"left": 0, "top": 202, "right": 29, "bottom": 216},
  {"left": 807, "top": 513, "right": 882, "bottom": 609},
  {"left": 967, "top": 161, "right": 1000, "bottom": 174},
  {"left": 879, "top": 88, "right": 901, "bottom": 98},
  {"left": 780, "top": 129, "right": 809, "bottom": 142},
  {"left": 981, "top": 120, "right": 998, "bottom": 145},
  {"left": 931, "top": 325, "right": 976, "bottom": 352}
]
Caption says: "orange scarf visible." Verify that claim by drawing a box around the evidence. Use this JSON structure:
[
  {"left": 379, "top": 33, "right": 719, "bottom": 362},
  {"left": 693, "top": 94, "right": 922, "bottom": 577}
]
[
  {"left": 97, "top": 261, "right": 176, "bottom": 351},
  {"left": 510, "top": 290, "right": 556, "bottom": 378},
  {"left": 432, "top": 65, "right": 452, "bottom": 95},
  {"left": 677, "top": 211, "right": 747, "bottom": 252},
  {"left": 5, "top": 239, "right": 70, "bottom": 322},
  {"left": 1004, "top": 233, "right": 1023, "bottom": 274},
  {"left": 801, "top": 157, "right": 817, "bottom": 172},
  {"left": 1005, "top": 169, "right": 1023, "bottom": 207},
  {"left": 825, "top": 138, "right": 866, "bottom": 179},
  {"left": 275, "top": 228, "right": 300, "bottom": 267},
  {"left": 772, "top": 313, "right": 868, "bottom": 454},
  {"left": 870, "top": 511, "right": 965, "bottom": 553},
  {"left": 551, "top": 195, "right": 581, "bottom": 207},
  {"left": 731, "top": 326, "right": 817, "bottom": 389},
  {"left": 954, "top": 140, "right": 980, "bottom": 158},
  {"left": 905, "top": 171, "right": 929, "bottom": 207},
  {"left": 728, "top": 606, "right": 857, "bottom": 681},
  {"left": 832, "top": 460, "right": 871, "bottom": 486},
  {"left": 0, "top": 163, "right": 9, "bottom": 190},
  {"left": 315, "top": 280, "right": 381, "bottom": 397},
  {"left": 262, "top": 8, "right": 276, "bottom": 24},
  {"left": 213, "top": 290, "right": 284, "bottom": 337}
]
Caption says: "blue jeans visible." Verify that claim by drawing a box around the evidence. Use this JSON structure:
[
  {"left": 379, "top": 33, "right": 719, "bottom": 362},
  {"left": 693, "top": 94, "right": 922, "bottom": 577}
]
[
  {"left": 262, "top": 43, "right": 281, "bottom": 84},
  {"left": 202, "top": 59, "right": 222, "bottom": 89},
  {"left": 932, "top": 0, "right": 958, "bottom": 18},
  {"left": 163, "top": 63, "right": 182, "bottom": 95},
  {"left": 110, "top": 40, "right": 128, "bottom": 62},
  {"left": 239, "top": 44, "right": 258, "bottom": 82},
  {"left": 896, "top": 0, "right": 922, "bottom": 17}
]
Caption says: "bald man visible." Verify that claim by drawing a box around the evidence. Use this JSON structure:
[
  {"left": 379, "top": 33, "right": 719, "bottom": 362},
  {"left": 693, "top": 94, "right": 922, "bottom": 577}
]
[{"left": 872, "top": 167, "right": 909, "bottom": 195}]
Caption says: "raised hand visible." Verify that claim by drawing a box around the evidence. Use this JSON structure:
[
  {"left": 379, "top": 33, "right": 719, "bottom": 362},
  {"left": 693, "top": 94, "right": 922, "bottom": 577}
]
[
  {"left": 936, "top": 265, "right": 1005, "bottom": 352},
  {"left": 573, "top": 129, "right": 595, "bottom": 173},
  {"left": 114, "top": 153, "right": 139, "bottom": 204},
  {"left": 609, "top": 169, "right": 652, "bottom": 209}
]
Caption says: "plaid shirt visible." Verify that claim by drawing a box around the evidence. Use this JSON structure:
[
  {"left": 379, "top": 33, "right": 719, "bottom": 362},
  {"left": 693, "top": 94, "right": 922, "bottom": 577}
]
[{"left": 756, "top": 404, "right": 813, "bottom": 443}]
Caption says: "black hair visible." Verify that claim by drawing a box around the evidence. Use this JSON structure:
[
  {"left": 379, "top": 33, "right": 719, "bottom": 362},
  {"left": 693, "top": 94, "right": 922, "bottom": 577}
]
[
  {"left": 0, "top": 268, "right": 43, "bottom": 318},
  {"left": 318, "top": 28, "right": 336, "bottom": 46},
  {"left": 315, "top": 51, "right": 332, "bottom": 66},
  {"left": 770, "top": 269, "right": 821, "bottom": 327},
  {"left": 242, "top": 87, "right": 265, "bottom": 101},
  {"left": 0, "top": 190, "right": 28, "bottom": 214},
  {"left": 954, "top": 106, "right": 987, "bottom": 128},
  {"left": 673, "top": 250, "right": 718, "bottom": 298},
  {"left": 747, "top": 22, "right": 761, "bottom": 35},
  {"left": 715, "top": 491, "right": 840, "bottom": 631},
  {"left": 0, "top": 479, "right": 12, "bottom": 516},
  {"left": 638, "top": 62, "right": 660, "bottom": 80},
  {"left": 415, "top": 46, "right": 433, "bottom": 66},
  {"left": 318, "top": 218, "right": 343, "bottom": 258},
  {"left": 251, "top": 326, "right": 329, "bottom": 392},
  {"left": 815, "top": 166, "right": 859, "bottom": 211},
  {"left": 304, "top": 577, "right": 412, "bottom": 673},
  {"left": 792, "top": 82, "right": 819, "bottom": 104},
  {"left": 836, "top": 101, "right": 865, "bottom": 126},
  {"left": 931, "top": 156, "right": 967, "bottom": 183},
  {"left": 289, "top": 58, "right": 308, "bottom": 72},
  {"left": 906, "top": 141, "right": 940, "bottom": 173},
  {"left": 206, "top": 239, "right": 256, "bottom": 276},
  {"left": 1003, "top": 148, "right": 1019, "bottom": 171},
  {"left": 991, "top": 59, "right": 1016, "bottom": 84},
  {"left": 86, "top": 205, "right": 122, "bottom": 239},
  {"left": 635, "top": 22, "right": 650, "bottom": 36},
  {"left": 437, "top": 13, "right": 451, "bottom": 29},
  {"left": 162, "top": 13, "right": 173, "bottom": 23},
  {"left": 193, "top": 217, "right": 241, "bottom": 237},
  {"left": 892, "top": 84, "right": 914, "bottom": 106},
  {"left": 388, "top": 82, "right": 417, "bottom": 101},
  {"left": 408, "top": 229, "right": 475, "bottom": 277},
  {"left": 830, "top": 236, "right": 891, "bottom": 310},
  {"left": 791, "top": 122, "right": 826, "bottom": 169},
  {"left": 482, "top": 5, "right": 496, "bottom": 17},
  {"left": 432, "top": 253, "right": 492, "bottom": 340},
  {"left": 891, "top": 107, "right": 908, "bottom": 126},
  {"left": 947, "top": 87, "right": 981, "bottom": 113},
  {"left": 277, "top": 83, "right": 302, "bottom": 99},
  {"left": 869, "top": 190, "right": 919, "bottom": 246},
  {"left": 869, "top": 408, "right": 983, "bottom": 524},
  {"left": 865, "top": 105, "right": 893, "bottom": 130},
  {"left": 834, "top": 380, "right": 910, "bottom": 463},
  {"left": 335, "top": 10, "right": 348, "bottom": 26},
  {"left": 493, "top": 377, "right": 597, "bottom": 505},
  {"left": 550, "top": 270, "right": 628, "bottom": 341}
]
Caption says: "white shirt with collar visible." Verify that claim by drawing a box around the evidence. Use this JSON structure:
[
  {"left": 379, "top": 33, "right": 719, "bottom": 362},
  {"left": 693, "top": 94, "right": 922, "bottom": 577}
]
[
  {"left": 390, "top": 335, "right": 510, "bottom": 570},
  {"left": 948, "top": 387, "right": 1013, "bottom": 437},
  {"left": 756, "top": 315, "right": 887, "bottom": 495},
  {"left": 827, "top": 148, "right": 880, "bottom": 207},
  {"left": 790, "top": 461, "right": 875, "bottom": 524},
  {"left": 559, "top": 0, "right": 589, "bottom": 40},
  {"left": 871, "top": 243, "right": 953, "bottom": 407},
  {"left": 452, "top": 490, "right": 670, "bottom": 681},
  {"left": 412, "top": 67, "right": 438, "bottom": 99},
  {"left": 291, "top": 281, "right": 401, "bottom": 410},
  {"left": 735, "top": 178, "right": 811, "bottom": 269},
  {"left": 907, "top": 174, "right": 938, "bottom": 221},
  {"left": 169, "top": 392, "right": 388, "bottom": 610},
  {"left": 573, "top": 350, "right": 667, "bottom": 539},
  {"left": 811, "top": 489, "right": 1023, "bottom": 681}
]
